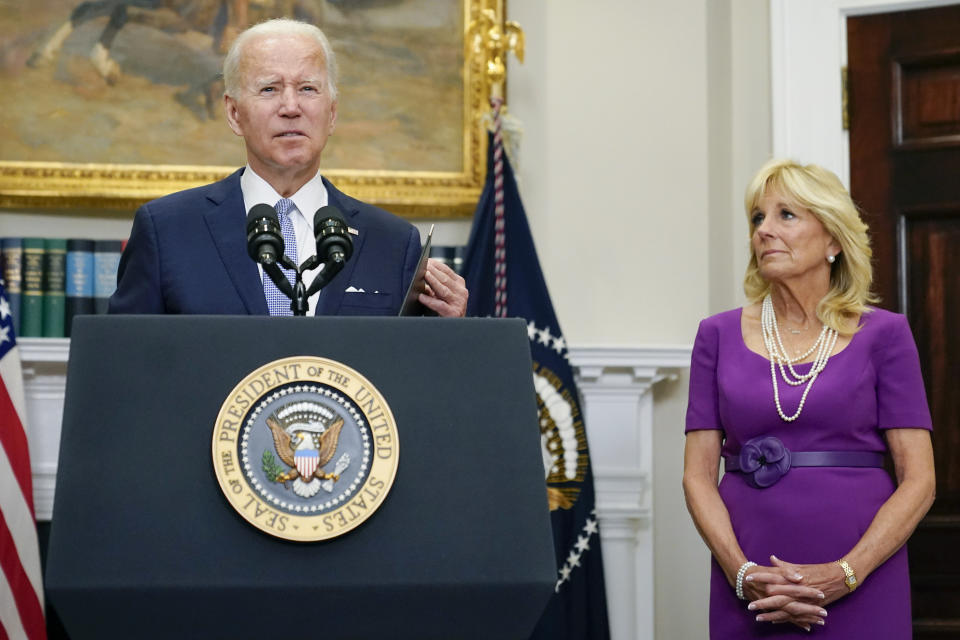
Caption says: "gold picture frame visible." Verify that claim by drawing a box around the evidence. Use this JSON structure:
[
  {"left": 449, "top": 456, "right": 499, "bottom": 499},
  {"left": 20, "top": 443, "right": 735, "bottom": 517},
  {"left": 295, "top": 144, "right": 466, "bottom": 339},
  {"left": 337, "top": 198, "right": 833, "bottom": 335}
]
[{"left": 0, "top": 0, "right": 491, "bottom": 218}]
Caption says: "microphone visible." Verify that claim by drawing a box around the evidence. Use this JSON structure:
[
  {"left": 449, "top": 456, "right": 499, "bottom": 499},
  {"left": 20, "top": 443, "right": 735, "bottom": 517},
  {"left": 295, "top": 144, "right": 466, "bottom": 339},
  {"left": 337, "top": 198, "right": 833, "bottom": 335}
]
[
  {"left": 314, "top": 206, "right": 353, "bottom": 265},
  {"left": 305, "top": 206, "right": 353, "bottom": 295},
  {"left": 246, "top": 203, "right": 284, "bottom": 265},
  {"left": 246, "top": 203, "right": 295, "bottom": 302}
]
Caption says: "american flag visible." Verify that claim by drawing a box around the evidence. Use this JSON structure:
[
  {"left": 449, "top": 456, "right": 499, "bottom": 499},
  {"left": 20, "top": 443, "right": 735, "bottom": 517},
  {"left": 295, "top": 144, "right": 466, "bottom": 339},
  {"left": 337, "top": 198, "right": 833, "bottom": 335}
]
[{"left": 0, "top": 280, "right": 47, "bottom": 640}]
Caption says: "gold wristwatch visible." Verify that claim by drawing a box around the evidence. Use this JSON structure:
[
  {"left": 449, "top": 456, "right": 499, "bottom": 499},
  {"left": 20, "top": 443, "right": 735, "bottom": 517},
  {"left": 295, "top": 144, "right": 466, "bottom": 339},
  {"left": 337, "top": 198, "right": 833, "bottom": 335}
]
[{"left": 837, "top": 559, "right": 858, "bottom": 592}]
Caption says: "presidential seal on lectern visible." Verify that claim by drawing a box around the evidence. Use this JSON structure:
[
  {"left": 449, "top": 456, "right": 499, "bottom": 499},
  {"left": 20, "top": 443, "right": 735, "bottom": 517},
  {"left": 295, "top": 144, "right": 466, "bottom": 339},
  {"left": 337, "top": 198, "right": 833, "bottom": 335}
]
[{"left": 212, "top": 356, "right": 399, "bottom": 542}]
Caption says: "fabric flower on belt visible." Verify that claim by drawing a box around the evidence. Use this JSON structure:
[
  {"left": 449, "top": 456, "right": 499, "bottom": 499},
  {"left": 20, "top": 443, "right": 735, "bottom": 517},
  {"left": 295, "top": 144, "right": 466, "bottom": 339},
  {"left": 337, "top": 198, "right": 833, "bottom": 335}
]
[{"left": 739, "top": 436, "right": 792, "bottom": 488}]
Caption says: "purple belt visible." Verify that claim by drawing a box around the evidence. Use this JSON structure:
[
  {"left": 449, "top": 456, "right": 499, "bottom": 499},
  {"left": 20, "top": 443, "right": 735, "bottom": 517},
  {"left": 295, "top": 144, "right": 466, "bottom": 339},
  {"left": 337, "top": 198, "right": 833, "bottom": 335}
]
[{"left": 724, "top": 436, "right": 884, "bottom": 489}]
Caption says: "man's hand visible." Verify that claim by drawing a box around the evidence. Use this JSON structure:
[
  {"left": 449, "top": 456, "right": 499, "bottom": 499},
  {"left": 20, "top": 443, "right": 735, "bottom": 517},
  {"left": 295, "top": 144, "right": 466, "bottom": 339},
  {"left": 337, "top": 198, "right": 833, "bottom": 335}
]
[{"left": 419, "top": 259, "right": 468, "bottom": 317}]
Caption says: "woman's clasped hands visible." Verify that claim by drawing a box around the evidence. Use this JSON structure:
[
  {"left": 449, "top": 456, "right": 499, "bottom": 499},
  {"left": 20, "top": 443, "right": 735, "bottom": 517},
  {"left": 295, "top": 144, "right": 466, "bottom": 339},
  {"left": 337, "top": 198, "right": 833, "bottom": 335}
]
[{"left": 741, "top": 555, "right": 847, "bottom": 631}]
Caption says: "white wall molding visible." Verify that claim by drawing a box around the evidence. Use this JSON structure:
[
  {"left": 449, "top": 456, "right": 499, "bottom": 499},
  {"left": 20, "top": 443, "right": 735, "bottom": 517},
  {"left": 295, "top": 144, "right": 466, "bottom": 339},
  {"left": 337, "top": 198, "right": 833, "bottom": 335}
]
[
  {"left": 19, "top": 338, "right": 69, "bottom": 522},
  {"left": 569, "top": 345, "right": 691, "bottom": 640}
]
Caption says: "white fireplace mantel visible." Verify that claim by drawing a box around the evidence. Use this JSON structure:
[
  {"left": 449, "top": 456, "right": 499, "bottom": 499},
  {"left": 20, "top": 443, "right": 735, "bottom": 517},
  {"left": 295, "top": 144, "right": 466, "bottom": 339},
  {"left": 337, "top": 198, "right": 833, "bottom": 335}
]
[{"left": 569, "top": 345, "right": 690, "bottom": 640}]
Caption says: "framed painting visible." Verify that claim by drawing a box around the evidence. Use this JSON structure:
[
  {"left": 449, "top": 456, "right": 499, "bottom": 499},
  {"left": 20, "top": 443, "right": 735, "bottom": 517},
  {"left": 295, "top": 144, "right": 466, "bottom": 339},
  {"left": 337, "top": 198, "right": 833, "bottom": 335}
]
[{"left": 0, "top": 0, "right": 490, "bottom": 217}]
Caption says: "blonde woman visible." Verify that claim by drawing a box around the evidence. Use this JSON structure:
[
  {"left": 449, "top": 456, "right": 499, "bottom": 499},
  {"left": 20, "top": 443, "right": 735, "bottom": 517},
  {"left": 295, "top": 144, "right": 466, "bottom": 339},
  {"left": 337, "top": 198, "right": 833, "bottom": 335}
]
[{"left": 683, "top": 159, "right": 935, "bottom": 637}]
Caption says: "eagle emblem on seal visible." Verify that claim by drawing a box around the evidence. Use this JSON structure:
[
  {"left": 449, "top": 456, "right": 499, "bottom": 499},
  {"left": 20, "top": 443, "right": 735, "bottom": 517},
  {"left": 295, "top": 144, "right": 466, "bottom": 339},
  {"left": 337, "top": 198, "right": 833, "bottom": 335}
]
[{"left": 264, "top": 402, "right": 350, "bottom": 498}]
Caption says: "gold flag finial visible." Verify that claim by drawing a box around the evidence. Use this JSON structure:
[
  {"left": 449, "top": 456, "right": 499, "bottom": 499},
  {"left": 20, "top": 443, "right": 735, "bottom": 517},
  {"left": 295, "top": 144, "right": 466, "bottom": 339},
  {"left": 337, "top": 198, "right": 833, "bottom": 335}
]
[{"left": 466, "top": 0, "right": 525, "bottom": 103}]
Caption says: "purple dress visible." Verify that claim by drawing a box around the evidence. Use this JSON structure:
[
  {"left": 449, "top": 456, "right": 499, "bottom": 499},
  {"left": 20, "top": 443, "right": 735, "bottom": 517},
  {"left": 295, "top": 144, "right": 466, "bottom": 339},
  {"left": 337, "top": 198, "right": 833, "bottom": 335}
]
[{"left": 686, "top": 307, "right": 932, "bottom": 638}]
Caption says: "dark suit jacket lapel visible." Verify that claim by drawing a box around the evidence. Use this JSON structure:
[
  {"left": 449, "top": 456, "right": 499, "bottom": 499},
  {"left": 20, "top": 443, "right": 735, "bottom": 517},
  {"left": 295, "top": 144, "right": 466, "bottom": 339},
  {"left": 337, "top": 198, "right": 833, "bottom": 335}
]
[
  {"left": 202, "top": 170, "right": 269, "bottom": 315},
  {"left": 315, "top": 177, "right": 367, "bottom": 316}
]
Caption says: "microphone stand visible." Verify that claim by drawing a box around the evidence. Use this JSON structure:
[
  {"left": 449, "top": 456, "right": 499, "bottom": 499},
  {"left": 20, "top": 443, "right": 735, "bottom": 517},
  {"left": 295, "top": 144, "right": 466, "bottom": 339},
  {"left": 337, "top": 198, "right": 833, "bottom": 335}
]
[
  {"left": 262, "top": 255, "right": 309, "bottom": 316},
  {"left": 291, "top": 273, "right": 309, "bottom": 316},
  {"left": 263, "top": 252, "right": 347, "bottom": 316},
  {"left": 303, "top": 253, "right": 347, "bottom": 298}
]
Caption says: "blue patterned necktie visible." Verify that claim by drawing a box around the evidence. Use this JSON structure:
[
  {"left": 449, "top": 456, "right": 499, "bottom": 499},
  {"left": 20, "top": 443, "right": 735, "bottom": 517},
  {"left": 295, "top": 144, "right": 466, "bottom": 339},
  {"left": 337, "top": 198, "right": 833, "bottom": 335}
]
[{"left": 263, "top": 198, "right": 298, "bottom": 316}]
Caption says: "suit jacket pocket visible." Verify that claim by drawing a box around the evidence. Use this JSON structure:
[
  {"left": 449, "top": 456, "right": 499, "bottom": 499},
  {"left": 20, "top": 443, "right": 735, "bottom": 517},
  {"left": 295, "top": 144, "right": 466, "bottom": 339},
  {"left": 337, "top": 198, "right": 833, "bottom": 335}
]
[{"left": 337, "top": 292, "right": 396, "bottom": 316}]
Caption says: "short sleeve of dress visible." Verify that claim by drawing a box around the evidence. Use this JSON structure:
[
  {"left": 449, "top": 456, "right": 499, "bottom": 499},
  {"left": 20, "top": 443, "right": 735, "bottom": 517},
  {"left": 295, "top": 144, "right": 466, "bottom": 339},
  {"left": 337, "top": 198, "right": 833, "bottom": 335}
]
[
  {"left": 685, "top": 317, "right": 723, "bottom": 433},
  {"left": 875, "top": 313, "right": 933, "bottom": 430}
]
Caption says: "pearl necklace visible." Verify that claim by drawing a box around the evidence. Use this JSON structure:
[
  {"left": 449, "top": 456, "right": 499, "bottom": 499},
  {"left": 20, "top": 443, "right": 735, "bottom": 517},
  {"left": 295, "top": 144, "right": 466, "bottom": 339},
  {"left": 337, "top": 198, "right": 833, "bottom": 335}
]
[{"left": 760, "top": 295, "right": 839, "bottom": 422}]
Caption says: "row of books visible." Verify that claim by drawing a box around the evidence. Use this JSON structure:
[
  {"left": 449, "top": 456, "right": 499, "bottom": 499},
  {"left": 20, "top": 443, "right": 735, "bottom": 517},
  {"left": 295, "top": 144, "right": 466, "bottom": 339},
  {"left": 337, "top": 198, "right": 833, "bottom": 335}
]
[{"left": 0, "top": 238, "right": 125, "bottom": 338}]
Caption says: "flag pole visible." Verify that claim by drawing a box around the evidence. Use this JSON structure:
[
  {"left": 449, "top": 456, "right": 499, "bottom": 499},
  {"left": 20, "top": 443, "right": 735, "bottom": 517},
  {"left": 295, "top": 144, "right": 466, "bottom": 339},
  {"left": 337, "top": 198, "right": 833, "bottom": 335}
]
[{"left": 466, "top": 0, "right": 524, "bottom": 317}]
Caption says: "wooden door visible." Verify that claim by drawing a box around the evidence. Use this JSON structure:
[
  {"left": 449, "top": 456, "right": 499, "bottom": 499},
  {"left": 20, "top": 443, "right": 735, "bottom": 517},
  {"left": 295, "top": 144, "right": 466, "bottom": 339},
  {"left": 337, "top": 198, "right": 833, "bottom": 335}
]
[{"left": 848, "top": 5, "right": 960, "bottom": 638}]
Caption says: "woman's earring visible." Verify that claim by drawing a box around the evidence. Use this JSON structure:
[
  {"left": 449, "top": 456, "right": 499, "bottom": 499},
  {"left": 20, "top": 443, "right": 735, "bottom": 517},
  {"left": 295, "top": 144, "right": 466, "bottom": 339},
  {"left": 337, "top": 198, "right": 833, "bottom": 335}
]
[{"left": 827, "top": 254, "right": 836, "bottom": 264}]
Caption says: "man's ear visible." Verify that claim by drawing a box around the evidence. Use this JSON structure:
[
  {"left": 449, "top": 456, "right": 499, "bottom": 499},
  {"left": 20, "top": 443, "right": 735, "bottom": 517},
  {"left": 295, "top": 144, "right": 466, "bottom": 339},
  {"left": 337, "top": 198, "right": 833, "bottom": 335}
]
[
  {"left": 224, "top": 95, "right": 244, "bottom": 137},
  {"left": 329, "top": 100, "right": 338, "bottom": 134}
]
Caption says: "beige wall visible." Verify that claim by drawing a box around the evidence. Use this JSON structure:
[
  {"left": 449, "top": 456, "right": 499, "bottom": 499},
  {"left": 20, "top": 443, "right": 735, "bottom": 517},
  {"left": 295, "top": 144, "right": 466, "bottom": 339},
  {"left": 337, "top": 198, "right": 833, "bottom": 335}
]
[
  {"left": 509, "top": 0, "right": 712, "bottom": 345},
  {"left": 505, "top": 0, "right": 769, "bottom": 347}
]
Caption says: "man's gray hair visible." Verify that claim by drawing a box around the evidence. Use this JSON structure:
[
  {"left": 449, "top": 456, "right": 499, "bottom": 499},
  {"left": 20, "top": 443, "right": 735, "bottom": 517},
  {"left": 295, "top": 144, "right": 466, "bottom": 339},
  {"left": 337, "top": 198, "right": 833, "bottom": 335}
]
[{"left": 223, "top": 18, "right": 338, "bottom": 100}]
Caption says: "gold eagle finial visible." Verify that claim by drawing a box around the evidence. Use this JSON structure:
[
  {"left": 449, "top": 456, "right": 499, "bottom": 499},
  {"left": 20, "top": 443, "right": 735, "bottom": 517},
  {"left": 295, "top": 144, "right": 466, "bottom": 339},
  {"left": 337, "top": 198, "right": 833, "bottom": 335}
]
[{"left": 466, "top": 0, "right": 525, "bottom": 104}]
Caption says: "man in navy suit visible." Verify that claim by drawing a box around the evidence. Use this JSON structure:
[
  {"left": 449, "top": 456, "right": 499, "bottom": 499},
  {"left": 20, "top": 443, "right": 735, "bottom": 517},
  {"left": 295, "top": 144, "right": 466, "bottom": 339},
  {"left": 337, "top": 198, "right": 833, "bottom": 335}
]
[{"left": 109, "top": 18, "right": 467, "bottom": 318}]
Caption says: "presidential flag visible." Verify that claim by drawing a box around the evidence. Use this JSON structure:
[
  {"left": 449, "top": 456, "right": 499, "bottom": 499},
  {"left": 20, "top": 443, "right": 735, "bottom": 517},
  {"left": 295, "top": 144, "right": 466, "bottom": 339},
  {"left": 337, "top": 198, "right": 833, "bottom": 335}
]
[
  {"left": 0, "top": 280, "right": 47, "bottom": 640},
  {"left": 462, "top": 114, "right": 610, "bottom": 640}
]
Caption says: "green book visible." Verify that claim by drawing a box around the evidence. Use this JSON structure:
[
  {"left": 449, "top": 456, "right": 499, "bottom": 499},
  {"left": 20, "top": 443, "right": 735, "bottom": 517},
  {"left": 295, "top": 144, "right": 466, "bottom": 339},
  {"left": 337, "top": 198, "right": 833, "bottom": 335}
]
[
  {"left": 20, "top": 238, "right": 44, "bottom": 338},
  {"left": 42, "top": 238, "right": 67, "bottom": 338},
  {"left": 20, "top": 238, "right": 45, "bottom": 337}
]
